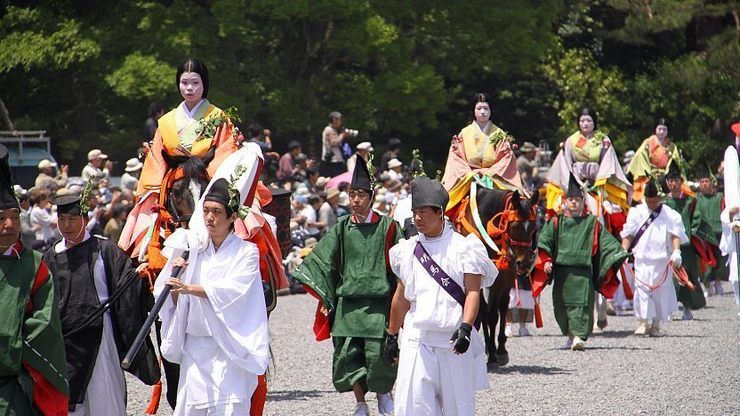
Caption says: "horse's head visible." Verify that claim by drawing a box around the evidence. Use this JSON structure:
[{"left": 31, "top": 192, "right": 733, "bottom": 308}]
[
  {"left": 506, "top": 189, "right": 539, "bottom": 275},
  {"left": 165, "top": 157, "right": 210, "bottom": 228}
]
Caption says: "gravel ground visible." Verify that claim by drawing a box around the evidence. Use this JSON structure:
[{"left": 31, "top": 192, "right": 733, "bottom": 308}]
[{"left": 127, "top": 282, "right": 739, "bottom": 415}]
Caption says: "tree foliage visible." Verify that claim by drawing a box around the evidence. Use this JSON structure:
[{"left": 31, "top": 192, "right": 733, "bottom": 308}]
[{"left": 0, "top": 0, "right": 736, "bottom": 176}]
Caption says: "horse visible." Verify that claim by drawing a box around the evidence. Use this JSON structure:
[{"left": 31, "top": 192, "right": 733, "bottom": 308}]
[{"left": 449, "top": 185, "right": 539, "bottom": 367}]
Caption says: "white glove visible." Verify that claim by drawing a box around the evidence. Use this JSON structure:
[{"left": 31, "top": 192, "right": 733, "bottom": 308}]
[{"left": 670, "top": 249, "right": 682, "bottom": 268}]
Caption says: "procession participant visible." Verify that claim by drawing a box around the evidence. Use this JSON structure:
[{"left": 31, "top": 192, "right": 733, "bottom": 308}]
[
  {"left": 43, "top": 188, "right": 159, "bottom": 415},
  {"left": 441, "top": 93, "right": 528, "bottom": 219},
  {"left": 627, "top": 119, "right": 689, "bottom": 202},
  {"left": 155, "top": 174, "right": 270, "bottom": 416},
  {"left": 119, "top": 57, "right": 239, "bottom": 264},
  {"left": 293, "top": 157, "right": 401, "bottom": 416},
  {"left": 533, "top": 173, "right": 628, "bottom": 350},
  {"left": 621, "top": 180, "right": 687, "bottom": 337},
  {"left": 546, "top": 107, "right": 632, "bottom": 216},
  {"left": 0, "top": 144, "right": 68, "bottom": 415},
  {"left": 720, "top": 122, "right": 740, "bottom": 314},
  {"left": 386, "top": 176, "right": 497, "bottom": 415},
  {"left": 664, "top": 163, "right": 706, "bottom": 320},
  {"left": 694, "top": 166, "right": 726, "bottom": 296}
]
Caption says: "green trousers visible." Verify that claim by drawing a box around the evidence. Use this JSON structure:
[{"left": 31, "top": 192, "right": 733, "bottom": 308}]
[
  {"left": 552, "top": 266, "right": 595, "bottom": 340},
  {"left": 332, "top": 336, "right": 396, "bottom": 394},
  {"left": 674, "top": 245, "right": 706, "bottom": 310}
]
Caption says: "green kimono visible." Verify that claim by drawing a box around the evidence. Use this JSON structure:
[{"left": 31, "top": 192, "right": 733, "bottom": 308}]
[
  {"left": 538, "top": 214, "right": 628, "bottom": 340},
  {"left": 293, "top": 213, "right": 401, "bottom": 393},
  {"left": 665, "top": 195, "right": 706, "bottom": 309},
  {"left": 695, "top": 192, "right": 727, "bottom": 282},
  {"left": 1, "top": 245, "right": 68, "bottom": 415}
]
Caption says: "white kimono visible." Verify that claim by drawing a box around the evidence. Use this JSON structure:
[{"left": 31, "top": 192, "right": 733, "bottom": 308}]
[
  {"left": 389, "top": 226, "right": 498, "bottom": 416},
  {"left": 156, "top": 231, "right": 270, "bottom": 415},
  {"left": 720, "top": 207, "right": 738, "bottom": 283},
  {"left": 621, "top": 204, "right": 688, "bottom": 322}
]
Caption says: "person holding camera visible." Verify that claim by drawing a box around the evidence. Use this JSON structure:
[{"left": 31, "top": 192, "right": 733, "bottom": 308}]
[{"left": 322, "top": 111, "right": 354, "bottom": 177}]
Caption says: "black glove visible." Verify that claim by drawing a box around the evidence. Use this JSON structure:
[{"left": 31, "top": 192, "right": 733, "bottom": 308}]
[
  {"left": 450, "top": 323, "right": 472, "bottom": 354},
  {"left": 384, "top": 333, "right": 399, "bottom": 364}
]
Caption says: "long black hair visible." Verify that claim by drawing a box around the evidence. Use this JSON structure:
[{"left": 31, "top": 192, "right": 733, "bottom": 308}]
[
  {"left": 176, "top": 58, "right": 209, "bottom": 98},
  {"left": 471, "top": 92, "right": 490, "bottom": 120}
]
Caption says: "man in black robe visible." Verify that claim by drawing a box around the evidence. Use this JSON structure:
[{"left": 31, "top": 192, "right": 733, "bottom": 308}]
[{"left": 43, "top": 193, "right": 159, "bottom": 413}]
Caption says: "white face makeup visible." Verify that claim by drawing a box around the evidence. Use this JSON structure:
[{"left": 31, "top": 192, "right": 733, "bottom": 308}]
[
  {"left": 655, "top": 125, "right": 668, "bottom": 141},
  {"left": 179, "top": 72, "right": 204, "bottom": 109},
  {"left": 579, "top": 115, "right": 594, "bottom": 136},
  {"left": 474, "top": 102, "right": 491, "bottom": 124}
]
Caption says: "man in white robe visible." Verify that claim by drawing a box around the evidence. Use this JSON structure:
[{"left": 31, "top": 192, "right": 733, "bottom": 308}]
[
  {"left": 621, "top": 181, "right": 687, "bottom": 337},
  {"left": 156, "top": 176, "right": 270, "bottom": 415},
  {"left": 721, "top": 122, "right": 739, "bottom": 314},
  {"left": 387, "top": 176, "right": 498, "bottom": 416}
]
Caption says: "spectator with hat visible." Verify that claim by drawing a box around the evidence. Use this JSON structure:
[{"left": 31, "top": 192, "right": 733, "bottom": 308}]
[
  {"left": 346, "top": 141, "right": 373, "bottom": 175},
  {"left": 120, "top": 158, "right": 143, "bottom": 192},
  {"left": 81, "top": 149, "right": 112, "bottom": 185},
  {"left": 385, "top": 158, "right": 403, "bottom": 181},
  {"left": 516, "top": 141, "right": 542, "bottom": 191},
  {"left": 319, "top": 188, "right": 341, "bottom": 230},
  {"left": 35, "top": 158, "right": 68, "bottom": 192},
  {"left": 278, "top": 140, "right": 303, "bottom": 182}
]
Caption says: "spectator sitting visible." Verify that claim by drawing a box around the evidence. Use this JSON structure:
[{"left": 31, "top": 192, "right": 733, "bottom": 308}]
[
  {"left": 336, "top": 182, "right": 350, "bottom": 217},
  {"left": 14, "top": 185, "right": 34, "bottom": 248},
  {"left": 316, "top": 176, "right": 329, "bottom": 192},
  {"left": 346, "top": 141, "right": 373, "bottom": 174},
  {"left": 104, "top": 204, "right": 130, "bottom": 243},
  {"left": 121, "top": 158, "right": 143, "bottom": 192},
  {"left": 28, "top": 187, "right": 57, "bottom": 250},
  {"left": 318, "top": 188, "right": 340, "bottom": 231},
  {"left": 81, "top": 149, "right": 112, "bottom": 186},
  {"left": 300, "top": 194, "right": 324, "bottom": 239},
  {"left": 277, "top": 140, "right": 303, "bottom": 182},
  {"left": 304, "top": 168, "right": 320, "bottom": 194},
  {"left": 380, "top": 137, "right": 402, "bottom": 171},
  {"left": 35, "top": 159, "right": 68, "bottom": 193},
  {"left": 385, "top": 158, "right": 403, "bottom": 181}
]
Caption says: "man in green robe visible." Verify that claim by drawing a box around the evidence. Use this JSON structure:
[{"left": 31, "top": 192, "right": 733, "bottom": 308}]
[
  {"left": 0, "top": 144, "right": 68, "bottom": 415},
  {"left": 664, "top": 163, "right": 706, "bottom": 319},
  {"left": 534, "top": 173, "right": 628, "bottom": 351},
  {"left": 695, "top": 167, "right": 727, "bottom": 296},
  {"left": 293, "top": 157, "right": 401, "bottom": 416}
]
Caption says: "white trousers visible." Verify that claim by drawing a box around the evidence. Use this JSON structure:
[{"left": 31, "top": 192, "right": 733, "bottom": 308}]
[
  {"left": 68, "top": 314, "right": 127, "bottom": 416},
  {"left": 394, "top": 339, "right": 481, "bottom": 416},
  {"left": 633, "top": 257, "right": 678, "bottom": 322}
]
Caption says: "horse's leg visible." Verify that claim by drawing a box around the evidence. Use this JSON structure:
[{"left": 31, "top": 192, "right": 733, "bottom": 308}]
[
  {"left": 487, "top": 293, "right": 499, "bottom": 366},
  {"left": 595, "top": 292, "right": 608, "bottom": 330},
  {"left": 495, "top": 290, "right": 510, "bottom": 366},
  {"left": 479, "top": 288, "right": 492, "bottom": 361}
]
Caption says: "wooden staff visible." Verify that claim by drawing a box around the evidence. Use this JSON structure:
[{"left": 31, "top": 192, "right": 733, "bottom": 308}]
[{"left": 122, "top": 251, "right": 189, "bottom": 370}]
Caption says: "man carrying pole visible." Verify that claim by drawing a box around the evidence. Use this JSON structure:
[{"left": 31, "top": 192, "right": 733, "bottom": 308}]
[
  {"left": 42, "top": 186, "right": 160, "bottom": 415},
  {"left": 720, "top": 122, "right": 740, "bottom": 314}
]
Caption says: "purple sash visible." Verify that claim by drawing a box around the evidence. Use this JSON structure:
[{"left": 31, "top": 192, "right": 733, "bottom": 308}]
[
  {"left": 414, "top": 241, "right": 480, "bottom": 329},
  {"left": 628, "top": 204, "right": 662, "bottom": 252}
]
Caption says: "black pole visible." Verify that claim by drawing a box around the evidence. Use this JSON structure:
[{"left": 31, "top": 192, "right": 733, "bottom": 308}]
[{"left": 121, "top": 251, "right": 189, "bottom": 370}]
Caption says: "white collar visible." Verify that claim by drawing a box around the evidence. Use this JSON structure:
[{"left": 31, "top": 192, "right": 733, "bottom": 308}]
[
  {"left": 418, "top": 224, "right": 451, "bottom": 243},
  {"left": 179, "top": 99, "right": 206, "bottom": 119},
  {"left": 209, "top": 231, "right": 235, "bottom": 254},
  {"left": 55, "top": 231, "right": 91, "bottom": 253}
]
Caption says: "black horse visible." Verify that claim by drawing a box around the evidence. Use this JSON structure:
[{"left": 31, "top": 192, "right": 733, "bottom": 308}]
[{"left": 451, "top": 186, "right": 539, "bottom": 367}]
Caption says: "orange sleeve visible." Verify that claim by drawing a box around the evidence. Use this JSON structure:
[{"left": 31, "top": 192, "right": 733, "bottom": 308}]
[{"left": 137, "top": 130, "right": 168, "bottom": 195}]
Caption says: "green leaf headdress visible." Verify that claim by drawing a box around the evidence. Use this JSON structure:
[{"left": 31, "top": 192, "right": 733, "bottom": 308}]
[
  {"left": 228, "top": 164, "right": 250, "bottom": 219},
  {"left": 79, "top": 177, "right": 95, "bottom": 215},
  {"left": 409, "top": 149, "right": 427, "bottom": 178}
]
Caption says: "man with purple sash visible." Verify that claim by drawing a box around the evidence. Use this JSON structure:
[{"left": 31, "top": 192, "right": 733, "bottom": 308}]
[
  {"left": 386, "top": 176, "right": 497, "bottom": 415},
  {"left": 621, "top": 179, "right": 688, "bottom": 336}
]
